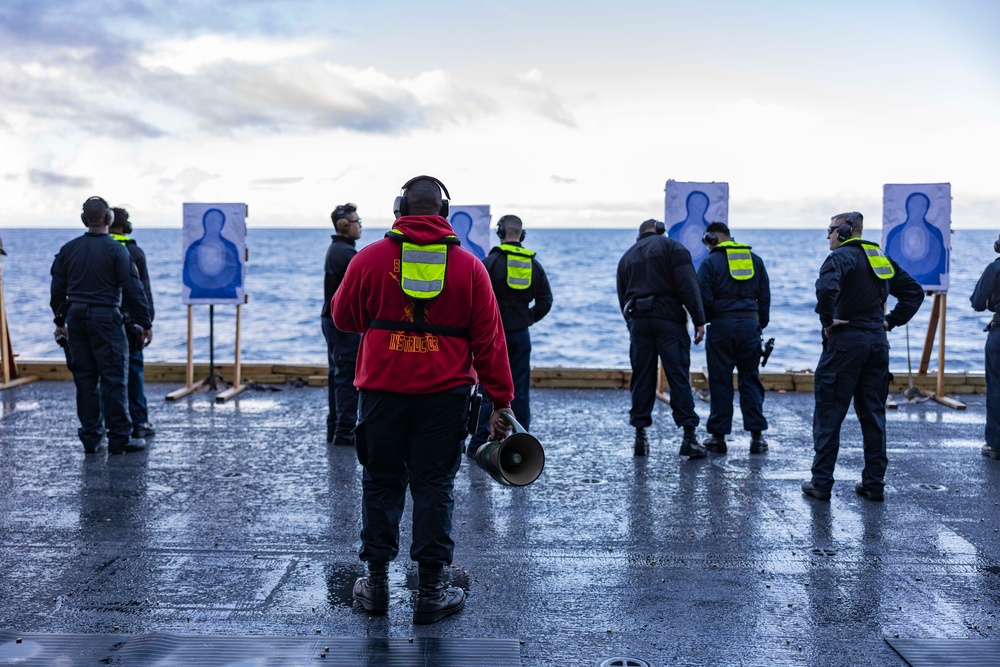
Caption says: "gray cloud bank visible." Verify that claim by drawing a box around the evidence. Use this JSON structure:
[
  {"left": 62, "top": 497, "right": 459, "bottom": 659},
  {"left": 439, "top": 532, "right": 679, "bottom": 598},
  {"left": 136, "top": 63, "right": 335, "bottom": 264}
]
[
  {"left": 0, "top": 2, "right": 569, "bottom": 140},
  {"left": 28, "top": 169, "right": 92, "bottom": 188}
]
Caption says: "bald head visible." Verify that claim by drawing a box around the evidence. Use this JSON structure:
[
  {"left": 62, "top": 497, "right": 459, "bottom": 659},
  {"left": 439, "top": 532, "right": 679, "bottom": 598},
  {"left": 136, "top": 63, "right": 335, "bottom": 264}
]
[{"left": 404, "top": 178, "right": 443, "bottom": 216}]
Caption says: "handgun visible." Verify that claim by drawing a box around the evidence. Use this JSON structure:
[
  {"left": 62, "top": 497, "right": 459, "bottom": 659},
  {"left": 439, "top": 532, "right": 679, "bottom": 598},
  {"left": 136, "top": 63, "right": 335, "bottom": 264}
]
[{"left": 760, "top": 337, "right": 775, "bottom": 367}]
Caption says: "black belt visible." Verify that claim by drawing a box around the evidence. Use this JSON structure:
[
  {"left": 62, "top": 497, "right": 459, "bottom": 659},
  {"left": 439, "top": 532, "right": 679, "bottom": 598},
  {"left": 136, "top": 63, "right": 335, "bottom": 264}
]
[
  {"left": 711, "top": 311, "right": 758, "bottom": 321},
  {"left": 369, "top": 301, "right": 469, "bottom": 338}
]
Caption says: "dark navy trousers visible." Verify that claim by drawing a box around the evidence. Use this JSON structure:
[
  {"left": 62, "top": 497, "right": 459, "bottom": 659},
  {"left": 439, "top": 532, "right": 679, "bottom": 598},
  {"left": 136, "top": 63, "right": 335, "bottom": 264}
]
[
  {"left": 469, "top": 327, "right": 531, "bottom": 449},
  {"left": 65, "top": 304, "right": 131, "bottom": 449},
  {"left": 705, "top": 318, "right": 767, "bottom": 435},
  {"left": 355, "top": 389, "right": 467, "bottom": 567},
  {"left": 986, "top": 327, "right": 1000, "bottom": 450},
  {"left": 811, "top": 327, "right": 890, "bottom": 493},
  {"left": 128, "top": 346, "right": 148, "bottom": 428},
  {"left": 321, "top": 315, "right": 360, "bottom": 444},
  {"left": 628, "top": 317, "right": 698, "bottom": 429}
]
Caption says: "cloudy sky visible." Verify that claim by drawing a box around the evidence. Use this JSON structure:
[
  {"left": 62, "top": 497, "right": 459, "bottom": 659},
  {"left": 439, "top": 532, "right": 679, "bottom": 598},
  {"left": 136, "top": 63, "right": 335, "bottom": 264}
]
[{"left": 1, "top": 0, "right": 997, "bottom": 228}]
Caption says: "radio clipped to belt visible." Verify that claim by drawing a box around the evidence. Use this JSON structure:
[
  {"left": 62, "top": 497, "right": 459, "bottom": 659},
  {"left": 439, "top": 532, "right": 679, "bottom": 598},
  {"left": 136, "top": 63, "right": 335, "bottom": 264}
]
[{"left": 466, "top": 385, "right": 483, "bottom": 435}]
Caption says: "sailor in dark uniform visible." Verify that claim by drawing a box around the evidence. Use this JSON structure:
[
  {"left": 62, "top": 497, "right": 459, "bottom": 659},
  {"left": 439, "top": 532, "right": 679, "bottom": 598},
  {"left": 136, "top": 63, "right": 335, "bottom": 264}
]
[
  {"left": 802, "top": 212, "right": 923, "bottom": 502},
  {"left": 51, "top": 196, "right": 152, "bottom": 455},
  {"left": 697, "top": 222, "right": 771, "bottom": 454},
  {"left": 971, "top": 232, "right": 1000, "bottom": 459},
  {"left": 617, "top": 219, "right": 707, "bottom": 458}
]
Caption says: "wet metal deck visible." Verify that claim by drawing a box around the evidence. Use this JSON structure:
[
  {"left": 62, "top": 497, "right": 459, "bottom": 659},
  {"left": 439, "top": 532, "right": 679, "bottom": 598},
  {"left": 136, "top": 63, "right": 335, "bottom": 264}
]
[{"left": 1, "top": 382, "right": 998, "bottom": 666}]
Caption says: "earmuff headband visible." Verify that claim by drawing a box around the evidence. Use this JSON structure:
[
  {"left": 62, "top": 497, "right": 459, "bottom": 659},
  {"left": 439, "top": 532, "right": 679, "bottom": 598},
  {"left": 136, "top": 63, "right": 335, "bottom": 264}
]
[
  {"left": 81, "top": 196, "right": 114, "bottom": 227},
  {"left": 394, "top": 175, "right": 451, "bottom": 219},
  {"left": 496, "top": 215, "right": 526, "bottom": 242}
]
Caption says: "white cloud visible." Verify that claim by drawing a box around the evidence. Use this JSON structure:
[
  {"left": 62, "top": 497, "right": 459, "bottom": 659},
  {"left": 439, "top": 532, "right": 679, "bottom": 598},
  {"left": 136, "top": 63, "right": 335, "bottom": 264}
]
[{"left": 139, "top": 35, "right": 330, "bottom": 75}]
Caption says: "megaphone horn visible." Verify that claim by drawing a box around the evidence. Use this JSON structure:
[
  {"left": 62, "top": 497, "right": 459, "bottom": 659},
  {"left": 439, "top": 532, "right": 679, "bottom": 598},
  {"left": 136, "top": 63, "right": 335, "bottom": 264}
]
[{"left": 472, "top": 412, "right": 545, "bottom": 487}]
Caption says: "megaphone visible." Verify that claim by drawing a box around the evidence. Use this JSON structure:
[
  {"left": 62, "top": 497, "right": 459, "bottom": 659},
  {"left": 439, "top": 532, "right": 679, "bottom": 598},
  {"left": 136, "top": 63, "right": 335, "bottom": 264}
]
[{"left": 471, "top": 412, "right": 545, "bottom": 486}]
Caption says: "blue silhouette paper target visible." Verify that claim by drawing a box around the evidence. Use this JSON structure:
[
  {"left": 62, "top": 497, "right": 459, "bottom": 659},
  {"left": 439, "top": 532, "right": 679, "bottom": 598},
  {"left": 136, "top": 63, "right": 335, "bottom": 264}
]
[
  {"left": 182, "top": 203, "right": 247, "bottom": 305},
  {"left": 882, "top": 183, "right": 950, "bottom": 292},
  {"left": 449, "top": 205, "right": 490, "bottom": 260},
  {"left": 665, "top": 180, "right": 729, "bottom": 271}
]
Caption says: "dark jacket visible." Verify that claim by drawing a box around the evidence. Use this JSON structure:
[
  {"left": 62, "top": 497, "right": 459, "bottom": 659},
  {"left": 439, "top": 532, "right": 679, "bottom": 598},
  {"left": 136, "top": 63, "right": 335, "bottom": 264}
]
[
  {"left": 482, "top": 242, "right": 553, "bottom": 332},
  {"left": 971, "top": 257, "right": 1000, "bottom": 328},
  {"left": 697, "top": 243, "right": 770, "bottom": 327},
  {"left": 50, "top": 232, "right": 152, "bottom": 329},
  {"left": 116, "top": 237, "right": 154, "bottom": 324},
  {"left": 617, "top": 232, "right": 705, "bottom": 326},
  {"left": 322, "top": 235, "right": 357, "bottom": 318},
  {"left": 815, "top": 238, "right": 923, "bottom": 331}
]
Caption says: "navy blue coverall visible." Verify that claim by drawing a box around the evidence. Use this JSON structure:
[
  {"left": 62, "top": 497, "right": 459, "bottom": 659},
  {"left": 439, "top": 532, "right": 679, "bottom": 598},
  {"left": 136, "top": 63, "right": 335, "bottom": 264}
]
[
  {"left": 114, "top": 235, "right": 154, "bottom": 432},
  {"left": 617, "top": 232, "right": 706, "bottom": 430},
  {"left": 322, "top": 234, "right": 361, "bottom": 446},
  {"left": 697, "top": 243, "right": 771, "bottom": 437},
  {"left": 971, "top": 257, "right": 1000, "bottom": 452},
  {"left": 809, "top": 239, "right": 923, "bottom": 493},
  {"left": 51, "top": 232, "right": 152, "bottom": 452},
  {"left": 469, "top": 242, "right": 552, "bottom": 450}
]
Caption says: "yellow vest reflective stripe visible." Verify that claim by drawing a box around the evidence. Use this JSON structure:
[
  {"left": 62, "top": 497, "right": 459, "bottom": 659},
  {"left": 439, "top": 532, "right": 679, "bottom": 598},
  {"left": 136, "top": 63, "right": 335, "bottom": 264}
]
[
  {"left": 500, "top": 243, "right": 535, "bottom": 290},
  {"left": 718, "top": 241, "right": 754, "bottom": 281},
  {"left": 400, "top": 242, "right": 448, "bottom": 298},
  {"left": 110, "top": 233, "right": 130, "bottom": 245},
  {"left": 386, "top": 229, "right": 459, "bottom": 300},
  {"left": 844, "top": 239, "right": 895, "bottom": 280}
]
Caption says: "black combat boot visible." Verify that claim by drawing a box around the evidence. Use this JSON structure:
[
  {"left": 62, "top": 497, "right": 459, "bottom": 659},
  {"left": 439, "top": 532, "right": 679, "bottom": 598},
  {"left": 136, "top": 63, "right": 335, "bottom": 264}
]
[
  {"left": 326, "top": 423, "right": 335, "bottom": 445},
  {"left": 412, "top": 564, "right": 465, "bottom": 625},
  {"left": 750, "top": 431, "right": 769, "bottom": 454},
  {"left": 352, "top": 561, "right": 389, "bottom": 614},
  {"left": 678, "top": 426, "right": 706, "bottom": 458},
  {"left": 633, "top": 427, "right": 649, "bottom": 456},
  {"left": 702, "top": 433, "right": 727, "bottom": 454}
]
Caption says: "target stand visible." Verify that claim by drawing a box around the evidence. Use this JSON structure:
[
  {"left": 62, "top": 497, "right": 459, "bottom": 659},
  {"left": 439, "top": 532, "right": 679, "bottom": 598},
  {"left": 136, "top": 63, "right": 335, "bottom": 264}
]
[
  {"left": 918, "top": 292, "right": 966, "bottom": 410},
  {"left": 0, "top": 239, "right": 39, "bottom": 391},
  {"left": 166, "top": 304, "right": 246, "bottom": 402}
]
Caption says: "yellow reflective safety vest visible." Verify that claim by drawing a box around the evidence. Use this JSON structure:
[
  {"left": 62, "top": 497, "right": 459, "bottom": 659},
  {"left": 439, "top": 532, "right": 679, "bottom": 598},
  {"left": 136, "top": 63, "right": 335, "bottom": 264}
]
[
  {"left": 387, "top": 229, "right": 459, "bottom": 300},
  {"left": 370, "top": 230, "right": 468, "bottom": 337},
  {"left": 716, "top": 241, "right": 754, "bottom": 281},
  {"left": 499, "top": 243, "right": 535, "bottom": 290},
  {"left": 843, "top": 238, "right": 895, "bottom": 280},
  {"left": 110, "top": 233, "right": 131, "bottom": 245}
]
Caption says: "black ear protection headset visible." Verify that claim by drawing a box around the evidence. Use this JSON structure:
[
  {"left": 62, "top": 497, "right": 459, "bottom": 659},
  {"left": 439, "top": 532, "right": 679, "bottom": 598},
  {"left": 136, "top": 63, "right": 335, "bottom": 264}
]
[
  {"left": 835, "top": 211, "right": 863, "bottom": 243},
  {"left": 81, "top": 196, "right": 114, "bottom": 227},
  {"left": 393, "top": 175, "right": 450, "bottom": 219},
  {"left": 636, "top": 219, "right": 666, "bottom": 241},
  {"left": 702, "top": 222, "right": 731, "bottom": 246},
  {"left": 994, "top": 233, "right": 1000, "bottom": 254},
  {"left": 113, "top": 207, "right": 133, "bottom": 235},
  {"left": 331, "top": 202, "right": 357, "bottom": 232},
  {"left": 496, "top": 215, "right": 526, "bottom": 242}
]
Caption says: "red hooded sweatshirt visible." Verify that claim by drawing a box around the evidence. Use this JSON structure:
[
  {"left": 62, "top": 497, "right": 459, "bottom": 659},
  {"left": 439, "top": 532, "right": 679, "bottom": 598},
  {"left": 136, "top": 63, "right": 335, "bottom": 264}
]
[{"left": 332, "top": 215, "right": 514, "bottom": 409}]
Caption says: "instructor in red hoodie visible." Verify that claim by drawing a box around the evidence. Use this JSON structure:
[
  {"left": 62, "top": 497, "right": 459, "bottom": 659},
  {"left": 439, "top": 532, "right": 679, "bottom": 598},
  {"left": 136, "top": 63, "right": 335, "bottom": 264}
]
[{"left": 333, "top": 175, "right": 515, "bottom": 625}]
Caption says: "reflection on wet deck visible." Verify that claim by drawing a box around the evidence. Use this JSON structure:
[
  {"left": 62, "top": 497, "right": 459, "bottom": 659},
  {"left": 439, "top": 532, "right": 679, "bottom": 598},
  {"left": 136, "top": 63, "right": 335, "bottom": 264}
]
[{"left": 0, "top": 382, "right": 997, "bottom": 666}]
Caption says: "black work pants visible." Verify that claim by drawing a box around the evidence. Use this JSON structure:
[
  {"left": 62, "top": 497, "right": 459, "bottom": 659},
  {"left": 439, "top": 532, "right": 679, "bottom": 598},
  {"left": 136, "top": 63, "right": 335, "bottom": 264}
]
[
  {"left": 469, "top": 327, "right": 531, "bottom": 449},
  {"left": 810, "top": 327, "right": 890, "bottom": 493},
  {"left": 321, "top": 315, "right": 360, "bottom": 444},
  {"left": 986, "top": 327, "right": 1000, "bottom": 450},
  {"left": 65, "top": 304, "right": 131, "bottom": 449},
  {"left": 355, "top": 389, "right": 468, "bottom": 567},
  {"left": 705, "top": 318, "right": 767, "bottom": 435},
  {"left": 628, "top": 317, "right": 698, "bottom": 429}
]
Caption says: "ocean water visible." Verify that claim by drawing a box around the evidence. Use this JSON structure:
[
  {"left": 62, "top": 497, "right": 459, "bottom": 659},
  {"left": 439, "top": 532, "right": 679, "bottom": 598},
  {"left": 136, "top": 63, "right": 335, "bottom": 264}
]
[{"left": 1, "top": 228, "right": 997, "bottom": 372}]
